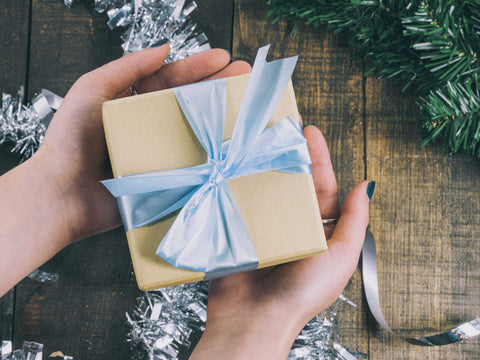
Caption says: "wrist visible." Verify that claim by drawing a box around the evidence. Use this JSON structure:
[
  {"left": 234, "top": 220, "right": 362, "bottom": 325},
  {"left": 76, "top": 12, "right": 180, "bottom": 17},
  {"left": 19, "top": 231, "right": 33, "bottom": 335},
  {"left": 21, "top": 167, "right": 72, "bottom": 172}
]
[
  {"left": 190, "top": 302, "right": 305, "bottom": 360},
  {"left": 25, "top": 151, "right": 76, "bottom": 249},
  {"left": 31, "top": 144, "right": 92, "bottom": 245},
  {"left": 0, "top": 153, "right": 74, "bottom": 295}
]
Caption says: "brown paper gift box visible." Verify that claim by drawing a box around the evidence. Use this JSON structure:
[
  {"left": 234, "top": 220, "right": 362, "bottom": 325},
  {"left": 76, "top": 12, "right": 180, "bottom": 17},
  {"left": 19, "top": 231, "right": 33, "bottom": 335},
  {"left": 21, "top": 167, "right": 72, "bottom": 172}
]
[{"left": 103, "top": 73, "right": 327, "bottom": 290}]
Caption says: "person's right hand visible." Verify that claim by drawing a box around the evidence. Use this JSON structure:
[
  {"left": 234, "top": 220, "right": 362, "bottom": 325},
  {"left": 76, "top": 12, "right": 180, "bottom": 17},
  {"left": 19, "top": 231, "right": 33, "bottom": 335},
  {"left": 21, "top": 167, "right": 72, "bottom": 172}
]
[{"left": 191, "top": 125, "right": 373, "bottom": 359}]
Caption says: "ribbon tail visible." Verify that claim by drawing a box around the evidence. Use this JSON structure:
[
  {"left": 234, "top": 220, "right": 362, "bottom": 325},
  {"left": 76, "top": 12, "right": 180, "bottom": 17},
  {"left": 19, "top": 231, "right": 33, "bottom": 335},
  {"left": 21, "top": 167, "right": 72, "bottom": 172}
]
[
  {"left": 156, "top": 182, "right": 217, "bottom": 272},
  {"left": 224, "top": 45, "right": 298, "bottom": 176},
  {"left": 205, "top": 183, "right": 258, "bottom": 278},
  {"left": 156, "top": 182, "right": 258, "bottom": 275}
]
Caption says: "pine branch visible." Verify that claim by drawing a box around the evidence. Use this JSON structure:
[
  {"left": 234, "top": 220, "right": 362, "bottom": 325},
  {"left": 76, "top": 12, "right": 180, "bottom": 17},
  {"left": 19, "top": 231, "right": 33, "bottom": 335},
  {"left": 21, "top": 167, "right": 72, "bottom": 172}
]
[{"left": 267, "top": 0, "right": 480, "bottom": 158}]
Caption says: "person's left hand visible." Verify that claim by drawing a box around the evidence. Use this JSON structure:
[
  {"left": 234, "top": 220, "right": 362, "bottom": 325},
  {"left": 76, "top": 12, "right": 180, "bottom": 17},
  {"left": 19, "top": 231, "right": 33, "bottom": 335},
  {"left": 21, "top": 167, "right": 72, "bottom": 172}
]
[
  {"left": 36, "top": 44, "right": 251, "bottom": 245},
  {"left": 0, "top": 44, "right": 252, "bottom": 297}
]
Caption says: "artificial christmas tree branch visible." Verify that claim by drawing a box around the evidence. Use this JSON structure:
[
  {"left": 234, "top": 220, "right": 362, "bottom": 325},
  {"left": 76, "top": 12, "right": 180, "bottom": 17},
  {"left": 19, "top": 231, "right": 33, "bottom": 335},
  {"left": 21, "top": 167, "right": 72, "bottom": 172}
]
[{"left": 267, "top": 0, "right": 480, "bottom": 157}]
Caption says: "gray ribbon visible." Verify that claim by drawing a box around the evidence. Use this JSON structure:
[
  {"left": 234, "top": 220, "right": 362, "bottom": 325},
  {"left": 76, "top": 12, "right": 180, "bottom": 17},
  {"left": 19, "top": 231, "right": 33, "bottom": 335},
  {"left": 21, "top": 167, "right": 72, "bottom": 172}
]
[{"left": 363, "top": 230, "right": 480, "bottom": 345}]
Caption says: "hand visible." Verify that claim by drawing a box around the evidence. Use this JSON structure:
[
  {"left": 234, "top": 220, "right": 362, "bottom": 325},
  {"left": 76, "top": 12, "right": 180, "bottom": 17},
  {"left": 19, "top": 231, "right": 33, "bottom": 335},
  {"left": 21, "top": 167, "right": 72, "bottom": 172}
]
[
  {"left": 0, "top": 44, "right": 251, "bottom": 296},
  {"left": 190, "top": 125, "right": 373, "bottom": 359},
  {"left": 36, "top": 44, "right": 251, "bottom": 243}
]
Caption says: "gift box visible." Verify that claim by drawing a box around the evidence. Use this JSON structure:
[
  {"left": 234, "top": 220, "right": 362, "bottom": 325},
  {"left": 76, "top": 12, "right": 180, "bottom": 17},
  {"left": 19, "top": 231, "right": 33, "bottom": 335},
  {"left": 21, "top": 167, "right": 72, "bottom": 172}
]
[{"left": 102, "top": 46, "right": 327, "bottom": 290}]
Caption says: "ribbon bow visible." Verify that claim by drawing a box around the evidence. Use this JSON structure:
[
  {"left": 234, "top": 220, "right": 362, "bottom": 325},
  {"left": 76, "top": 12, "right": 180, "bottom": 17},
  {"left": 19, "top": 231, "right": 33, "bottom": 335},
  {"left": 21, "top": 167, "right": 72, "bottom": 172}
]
[{"left": 102, "top": 45, "right": 312, "bottom": 278}]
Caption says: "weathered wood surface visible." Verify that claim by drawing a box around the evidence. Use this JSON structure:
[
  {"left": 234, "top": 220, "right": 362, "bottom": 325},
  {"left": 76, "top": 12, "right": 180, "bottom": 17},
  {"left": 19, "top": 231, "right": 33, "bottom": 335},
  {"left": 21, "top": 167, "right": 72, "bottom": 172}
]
[
  {"left": 366, "top": 75, "right": 480, "bottom": 358},
  {"left": 1, "top": 0, "right": 480, "bottom": 358}
]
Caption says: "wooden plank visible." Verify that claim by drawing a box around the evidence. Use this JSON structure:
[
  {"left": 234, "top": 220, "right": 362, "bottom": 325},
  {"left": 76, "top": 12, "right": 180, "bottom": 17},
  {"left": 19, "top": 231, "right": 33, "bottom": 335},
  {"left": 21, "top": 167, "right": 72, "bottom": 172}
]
[
  {"left": 233, "top": 0, "right": 369, "bottom": 355},
  {"left": 193, "top": 1, "right": 234, "bottom": 52},
  {"left": 0, "top": 0, "right": 31, "bottom": 343},
  {"left": 26, "top": 0, "right": 122, "bottom": 99},
  {"left": 0, "top": 0, "right": 30, "bottom": 95},
  {"left": 366, "top": 76, "right": 480, "bottom": 357},
  {"left": 12, "top": 0, "right": 234, "bottom": 359}
]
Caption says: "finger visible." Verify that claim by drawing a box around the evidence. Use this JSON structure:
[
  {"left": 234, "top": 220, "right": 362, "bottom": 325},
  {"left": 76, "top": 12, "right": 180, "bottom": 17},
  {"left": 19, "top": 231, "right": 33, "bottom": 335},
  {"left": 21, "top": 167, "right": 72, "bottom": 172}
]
[
  {"left": 79, "top": 44, "right": 170, "bottom": 99},
  {"left": 303, "top": 125, "right": 340, "bottom": 221},
  {"left": 135, "top": 49, "right": 231, "bottom": 93},
  {"left": 117, "top": 60, "right": 251, "bottom": 99},
  {"left": 327, "top": 181, "right": 373, "bottom": 271},
  {"left": 201, "top": 60, "right": 252, "bottom": 81}
]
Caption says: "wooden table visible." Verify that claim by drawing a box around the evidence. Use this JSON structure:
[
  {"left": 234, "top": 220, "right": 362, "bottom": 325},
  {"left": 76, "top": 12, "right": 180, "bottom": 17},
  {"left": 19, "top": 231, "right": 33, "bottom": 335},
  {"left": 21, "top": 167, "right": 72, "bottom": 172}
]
[{"left": 1, "top": 1, "right": 479, "bottom": 359}]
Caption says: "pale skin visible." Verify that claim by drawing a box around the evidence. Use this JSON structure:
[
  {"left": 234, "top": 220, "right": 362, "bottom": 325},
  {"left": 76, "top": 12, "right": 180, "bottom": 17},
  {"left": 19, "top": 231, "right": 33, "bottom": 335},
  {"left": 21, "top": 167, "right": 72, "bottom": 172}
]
[{"left": 0, "top": 44, "right": 371, "bottom": 359}]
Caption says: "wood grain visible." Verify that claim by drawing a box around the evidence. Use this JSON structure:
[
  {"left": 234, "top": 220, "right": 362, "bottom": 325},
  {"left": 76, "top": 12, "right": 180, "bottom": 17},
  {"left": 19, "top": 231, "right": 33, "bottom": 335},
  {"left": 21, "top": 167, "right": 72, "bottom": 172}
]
[
  {"left": 233, "top": 0, "right": 369, "bottom": 355},
  {"left": 0, "top": 0, "right": 31, "bottom": 343},
  {"left": 3, "top": 0, "right": 480, "bottom": 358},
  {"left": 26, "top": 0, "right": 122, "bottom": 99},
  {"left": 192, "top": 1, "right": 234, "bottom": 52},
  {"left": 0, "top": 0, "right": 30, "bottom": 95},
  {"left": 366, "top": 75, "right": 480, "bottom": 358}
]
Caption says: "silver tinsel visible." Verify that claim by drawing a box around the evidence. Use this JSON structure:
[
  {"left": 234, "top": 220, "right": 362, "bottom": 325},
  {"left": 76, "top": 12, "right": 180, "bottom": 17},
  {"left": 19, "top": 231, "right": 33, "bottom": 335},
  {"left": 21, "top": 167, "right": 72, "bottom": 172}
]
[
  {"left": 27, "top": 269, "right": 59, "bottom": 283},
  {"left": 0, "top": 0, "right": 210, "bottom": 166},
  {"left": 1, "top": 340, "right": 73, "bottom": 360},
  {"left": 0, "top": 88, "right": 59, "bottom": 162},
  {"left": 127, "top": 281, "right": 361, "bottom": 360},
  {"left": 66, "top": 0, "right": 211, "bottom": 60},
  {"left": 126, "top": 282, "right": 207, "bottom": 359}
]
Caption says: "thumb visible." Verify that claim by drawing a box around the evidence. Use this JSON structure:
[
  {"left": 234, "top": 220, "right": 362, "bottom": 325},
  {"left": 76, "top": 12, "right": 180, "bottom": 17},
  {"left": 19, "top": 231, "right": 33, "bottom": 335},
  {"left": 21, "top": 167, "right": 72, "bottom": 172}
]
[
  {"left": 327, "top": 181, "right": 374, "bottom": 272},
  {"left": 78, "top": 43, "right": 170, "bottom": 99}
]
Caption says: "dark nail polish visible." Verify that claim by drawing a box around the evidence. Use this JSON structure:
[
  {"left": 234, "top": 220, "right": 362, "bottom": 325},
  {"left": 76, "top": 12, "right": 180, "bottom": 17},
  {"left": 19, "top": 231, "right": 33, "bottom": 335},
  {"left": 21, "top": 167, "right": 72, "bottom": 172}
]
[
  {"left": 366, "top": 181, "right": 376, "bottom": 201},
  {"left": 151, "top": 38, "right": 168, "bottom": 48},
  {"left": 303, "top": 122, "right": 317, "bottom": 129}
]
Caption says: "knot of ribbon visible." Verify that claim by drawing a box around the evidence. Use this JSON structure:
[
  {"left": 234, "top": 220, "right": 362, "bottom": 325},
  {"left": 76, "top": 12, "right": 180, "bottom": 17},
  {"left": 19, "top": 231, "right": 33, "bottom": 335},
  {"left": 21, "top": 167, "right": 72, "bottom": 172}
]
[{"left": 102, "top": 45, "right": 312, "bottom": 278}]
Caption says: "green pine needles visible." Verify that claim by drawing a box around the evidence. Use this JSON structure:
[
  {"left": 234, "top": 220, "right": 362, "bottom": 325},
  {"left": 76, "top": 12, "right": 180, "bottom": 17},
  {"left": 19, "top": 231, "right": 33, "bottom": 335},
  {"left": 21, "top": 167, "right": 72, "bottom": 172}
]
[{"left": 267, "top": 0, "right": 480, "bottom": 157}]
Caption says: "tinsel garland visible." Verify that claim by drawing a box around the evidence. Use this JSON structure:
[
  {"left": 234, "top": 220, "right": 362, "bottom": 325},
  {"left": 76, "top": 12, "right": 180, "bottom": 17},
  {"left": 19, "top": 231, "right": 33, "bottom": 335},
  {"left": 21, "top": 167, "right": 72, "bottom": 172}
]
[
  {"left": 267, "top": 0, "right": 480, "bottom": 158},
  {"left": 67, "top": 0, "right": 210, "bottom": 58},
  {"left": 1, "top": 340, "right": 72, "bottom": 360},
  {"left": 1, "top": 0, "right": 210, "bottom": 162},
  {"left": 126, "top": 281, "right": 362, "bottom": 360},
  {"left": 0, "top": 89, "right": 61, "bottom": 162}
]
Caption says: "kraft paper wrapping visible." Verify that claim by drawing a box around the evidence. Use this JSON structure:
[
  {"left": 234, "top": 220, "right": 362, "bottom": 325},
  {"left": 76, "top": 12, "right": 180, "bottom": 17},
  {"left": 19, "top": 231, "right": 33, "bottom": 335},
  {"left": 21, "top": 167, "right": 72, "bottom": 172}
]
[{"left": 103, "top": 73, "right": 327, "bottom": 290}]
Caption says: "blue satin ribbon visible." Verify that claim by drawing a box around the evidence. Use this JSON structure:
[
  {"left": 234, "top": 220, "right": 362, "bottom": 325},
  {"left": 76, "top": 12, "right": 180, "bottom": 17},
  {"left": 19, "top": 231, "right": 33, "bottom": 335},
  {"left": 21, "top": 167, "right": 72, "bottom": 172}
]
[{"left": 102, "top": 45, "right": 311, "bottom": 277}]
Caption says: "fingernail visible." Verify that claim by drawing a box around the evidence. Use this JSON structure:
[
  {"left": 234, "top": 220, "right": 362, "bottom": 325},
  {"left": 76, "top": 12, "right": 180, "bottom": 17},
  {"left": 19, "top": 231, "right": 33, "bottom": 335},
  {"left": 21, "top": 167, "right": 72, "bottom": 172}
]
[
  {"left": 366, "top": 181, "right": 376, "bottom": 201},
  {"left": 151, "top": 38, "right": 168, "bottom": 48},
  {"left": 303, "top": 122, "right": 317, "bottom": 129}
]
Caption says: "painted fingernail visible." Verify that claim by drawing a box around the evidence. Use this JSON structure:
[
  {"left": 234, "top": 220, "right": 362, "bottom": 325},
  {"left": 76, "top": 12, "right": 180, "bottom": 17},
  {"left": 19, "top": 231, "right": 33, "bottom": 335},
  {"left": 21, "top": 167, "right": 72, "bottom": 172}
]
[
  {"left": 366, "top": 181, "right": 376, "bottom": 201},
  {"left": 151, "top": 38, "right": 168, "bottom": 47},
  {"left": 303, "top": 122, "right": 317, "bottom": 129}
]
